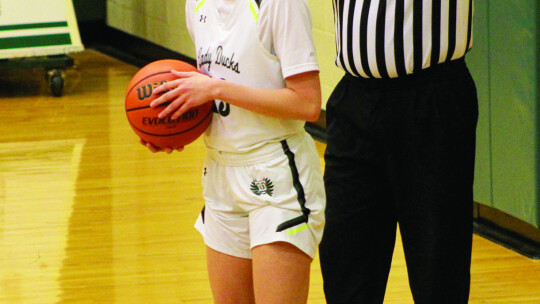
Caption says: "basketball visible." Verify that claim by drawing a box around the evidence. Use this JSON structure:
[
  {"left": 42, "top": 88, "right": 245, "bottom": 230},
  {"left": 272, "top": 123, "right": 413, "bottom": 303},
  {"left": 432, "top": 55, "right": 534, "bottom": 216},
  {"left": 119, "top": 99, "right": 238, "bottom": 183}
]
[{"left": 125, "top": 59, "right": 213, "bottom": 149}]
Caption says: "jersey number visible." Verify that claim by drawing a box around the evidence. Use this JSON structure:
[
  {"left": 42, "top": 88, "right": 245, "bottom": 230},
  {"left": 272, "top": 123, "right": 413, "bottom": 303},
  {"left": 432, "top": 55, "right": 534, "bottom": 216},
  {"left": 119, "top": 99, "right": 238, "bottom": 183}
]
[
  {"left": 213, "top": 100, "right": 230, "bottom": 117},
  {"left": 212, "top": 77, "right": 231, "bottom": 117}
]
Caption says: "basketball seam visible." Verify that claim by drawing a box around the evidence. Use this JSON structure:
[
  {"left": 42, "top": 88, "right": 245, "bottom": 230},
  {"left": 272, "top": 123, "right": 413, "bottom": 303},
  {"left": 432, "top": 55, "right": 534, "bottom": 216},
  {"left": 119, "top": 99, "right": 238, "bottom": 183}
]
[
  {"left": 125, "top": 101, "right": 172, "bottom": 112},
  {"left": 129, "top": 107, "right": 213, "bottom": 137}
]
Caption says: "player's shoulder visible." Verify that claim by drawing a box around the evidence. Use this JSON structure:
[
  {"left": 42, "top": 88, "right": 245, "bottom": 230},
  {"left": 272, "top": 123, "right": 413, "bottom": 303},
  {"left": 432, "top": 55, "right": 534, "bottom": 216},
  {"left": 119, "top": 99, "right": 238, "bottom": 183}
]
[
  {"left": 186, "top": 0, "right": 203, "bottom": 11},
  {"left": 258, "top": 0, "right": 306, "bottom": 4},
  {"left": 258, "top": 0, "right": 311, "bottom": 23},
  {"left": 259, "top": 0, "right": 309, "bottom": 12},
  {"left": 260, "top": 0, "right": 309, "bottom": 12}
]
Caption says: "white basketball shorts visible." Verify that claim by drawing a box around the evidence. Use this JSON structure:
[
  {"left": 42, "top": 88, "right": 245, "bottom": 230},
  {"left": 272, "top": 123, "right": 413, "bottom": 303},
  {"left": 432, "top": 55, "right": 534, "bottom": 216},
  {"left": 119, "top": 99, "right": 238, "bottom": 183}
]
[{"left": 194, "top": 132, "right": 326, "bottom": 259}]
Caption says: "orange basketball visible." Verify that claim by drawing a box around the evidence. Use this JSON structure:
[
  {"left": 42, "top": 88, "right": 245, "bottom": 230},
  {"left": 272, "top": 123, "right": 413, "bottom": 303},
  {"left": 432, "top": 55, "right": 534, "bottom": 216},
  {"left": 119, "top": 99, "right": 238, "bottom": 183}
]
[{"left": 125, "top": 59, "right": 213, "bottom": 149}]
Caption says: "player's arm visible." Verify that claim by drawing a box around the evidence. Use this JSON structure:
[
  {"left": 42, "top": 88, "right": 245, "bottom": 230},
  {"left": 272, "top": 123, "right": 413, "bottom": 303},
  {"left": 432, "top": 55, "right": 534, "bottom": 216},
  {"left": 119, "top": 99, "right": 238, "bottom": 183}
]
[
  {"left": 151, "top": 70, "right": 321, "bottom": 122},
  {"left": 152, "top": 0, "right": 320, "bottom": 122}
]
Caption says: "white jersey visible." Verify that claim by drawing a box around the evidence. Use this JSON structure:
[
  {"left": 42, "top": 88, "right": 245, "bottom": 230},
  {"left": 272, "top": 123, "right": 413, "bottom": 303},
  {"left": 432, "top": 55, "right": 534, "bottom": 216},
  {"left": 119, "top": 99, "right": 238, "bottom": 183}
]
[{"left": 186, "top": 0, "right": 319, "bottom": 153}]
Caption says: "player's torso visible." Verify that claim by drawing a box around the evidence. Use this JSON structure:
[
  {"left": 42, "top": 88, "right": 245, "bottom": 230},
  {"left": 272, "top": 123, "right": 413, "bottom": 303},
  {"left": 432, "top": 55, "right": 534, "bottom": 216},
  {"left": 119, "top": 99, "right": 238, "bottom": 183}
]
[{"left": 190, "top": 0, "right": 304, "bottom": 153}]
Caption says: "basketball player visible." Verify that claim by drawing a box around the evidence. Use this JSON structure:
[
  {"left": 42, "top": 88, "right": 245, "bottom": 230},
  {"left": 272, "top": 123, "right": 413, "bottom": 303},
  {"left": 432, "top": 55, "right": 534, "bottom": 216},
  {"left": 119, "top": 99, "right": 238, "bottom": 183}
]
[{"left": 140, "top": 0, "right": 325, "bottom": 303}]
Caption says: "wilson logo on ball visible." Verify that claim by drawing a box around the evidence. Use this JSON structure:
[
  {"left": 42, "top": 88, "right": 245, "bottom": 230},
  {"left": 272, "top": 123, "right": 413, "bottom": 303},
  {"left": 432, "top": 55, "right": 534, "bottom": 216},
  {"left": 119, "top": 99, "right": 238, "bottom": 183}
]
[{"left": 137, "top": 80, "right": 167, "bottom": 101}]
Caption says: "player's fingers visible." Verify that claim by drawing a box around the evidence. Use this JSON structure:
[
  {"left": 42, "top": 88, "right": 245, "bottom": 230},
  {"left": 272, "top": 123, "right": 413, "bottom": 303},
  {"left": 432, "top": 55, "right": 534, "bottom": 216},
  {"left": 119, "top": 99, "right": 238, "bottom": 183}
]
[
  {"left": 151, "top": 87, "right": 179, "bottom": 108},
  {"left": 158, "top": 96, "right": 186, "bottom": 118},
  {"left": 171, "top": 70, "right": 197, "bottom": 78},
  {"left": 170, "top": 102, "right": 192, "bottom": 120},
  {"left": 141, "top": 138, "right": 157, "bottom": 151},
  {"left": 145, "top": 143, "right": 158, "bottom": 153},
  {"left": 145, "top": 141, "right": 163, "bottom": 153},
  {"left": 176, "top": 146, "right": 185, "bottom": 152},
  {"left": 150, "top": 96, "right": 165, "bottom": 108},
  {"left": 153, "top": 79, "right": 181, "bottom": 95}
]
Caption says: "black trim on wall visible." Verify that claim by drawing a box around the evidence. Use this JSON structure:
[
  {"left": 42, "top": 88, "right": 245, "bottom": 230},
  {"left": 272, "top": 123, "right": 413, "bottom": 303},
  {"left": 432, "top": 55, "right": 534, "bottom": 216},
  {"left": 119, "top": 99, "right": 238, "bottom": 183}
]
[
  {"left": 73, "top": 0, "right": 106, "bottom": 47},
  {"left": 474, "top": 203, "right": 540, "bottom": 259},
  {"left": 474, "top": 220, "right": 540, "bottom": 260},
  {"left": 73, "top": 0, "right": 106, "bottom": 23},
  {"left": 81, "top": 24, "right": 196, "bottom": 68}
]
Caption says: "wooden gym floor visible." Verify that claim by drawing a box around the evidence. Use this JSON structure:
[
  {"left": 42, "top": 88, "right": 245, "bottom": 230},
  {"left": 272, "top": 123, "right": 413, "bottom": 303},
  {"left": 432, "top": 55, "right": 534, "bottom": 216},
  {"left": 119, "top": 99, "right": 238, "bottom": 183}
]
[{"left": 0, "top": 50, "right": 539, "bottom": 303}]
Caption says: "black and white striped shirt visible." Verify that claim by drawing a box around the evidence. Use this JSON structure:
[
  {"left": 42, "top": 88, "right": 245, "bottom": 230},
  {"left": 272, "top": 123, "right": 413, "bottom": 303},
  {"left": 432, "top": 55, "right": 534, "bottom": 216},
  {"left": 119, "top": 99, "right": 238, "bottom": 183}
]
[{"left": 333, "top": 0, "right": 474, "bottom": 78}]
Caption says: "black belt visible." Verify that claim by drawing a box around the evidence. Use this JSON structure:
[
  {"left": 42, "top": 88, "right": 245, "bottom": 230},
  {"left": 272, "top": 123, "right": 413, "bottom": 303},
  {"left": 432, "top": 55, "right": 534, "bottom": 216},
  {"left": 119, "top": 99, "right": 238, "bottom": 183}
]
[{"left": 344, "top": 57, "right": 467, "bottom": 88}]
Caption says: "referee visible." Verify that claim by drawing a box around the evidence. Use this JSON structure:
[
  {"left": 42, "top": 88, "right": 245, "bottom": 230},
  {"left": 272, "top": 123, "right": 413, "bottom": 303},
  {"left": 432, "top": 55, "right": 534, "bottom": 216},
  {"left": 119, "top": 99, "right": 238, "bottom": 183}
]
[{"left": 319, "top": 1, "right": 478, "bottom": 303}]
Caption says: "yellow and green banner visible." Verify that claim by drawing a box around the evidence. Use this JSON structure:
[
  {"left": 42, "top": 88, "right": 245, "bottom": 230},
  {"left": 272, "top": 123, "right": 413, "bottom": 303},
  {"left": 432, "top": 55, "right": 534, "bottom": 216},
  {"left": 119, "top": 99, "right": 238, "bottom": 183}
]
[{"left": 0, "top": 0, "right": 83, "bottom": 59}]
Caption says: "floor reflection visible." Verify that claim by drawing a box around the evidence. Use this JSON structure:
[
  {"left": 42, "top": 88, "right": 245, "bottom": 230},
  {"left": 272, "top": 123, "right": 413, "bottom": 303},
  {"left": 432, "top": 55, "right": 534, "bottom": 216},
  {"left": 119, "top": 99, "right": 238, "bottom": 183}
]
[{"left": 0, "top": 139, "right": 85, "bottom": 303}]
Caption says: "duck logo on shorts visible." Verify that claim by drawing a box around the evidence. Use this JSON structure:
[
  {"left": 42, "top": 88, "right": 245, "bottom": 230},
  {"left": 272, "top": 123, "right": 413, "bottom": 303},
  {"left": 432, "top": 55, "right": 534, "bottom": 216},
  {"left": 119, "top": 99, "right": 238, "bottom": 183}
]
[{"left": 250, "top": 178, "right": 274, "bottom": 196}]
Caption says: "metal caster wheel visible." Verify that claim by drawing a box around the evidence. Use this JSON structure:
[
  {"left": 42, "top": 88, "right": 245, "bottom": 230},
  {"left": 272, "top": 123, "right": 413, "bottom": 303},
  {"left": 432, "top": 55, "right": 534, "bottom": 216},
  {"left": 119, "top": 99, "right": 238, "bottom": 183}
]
[{"left": 47, "top": 69, "right": 64, "bottom": 97}]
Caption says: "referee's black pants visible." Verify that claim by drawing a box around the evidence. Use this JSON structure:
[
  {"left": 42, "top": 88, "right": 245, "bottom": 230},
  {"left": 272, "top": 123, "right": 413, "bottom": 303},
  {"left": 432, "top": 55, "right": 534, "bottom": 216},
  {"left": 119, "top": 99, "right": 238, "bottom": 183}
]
[{"left": 319, "top": 59, "right": 478, "bottom": 304}]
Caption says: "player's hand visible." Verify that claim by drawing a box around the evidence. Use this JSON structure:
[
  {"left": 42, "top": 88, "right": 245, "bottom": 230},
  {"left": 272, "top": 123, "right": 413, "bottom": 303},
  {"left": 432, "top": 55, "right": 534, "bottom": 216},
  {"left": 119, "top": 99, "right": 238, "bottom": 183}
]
[
  {"left": 140, "top": 138, "right": 184, "bottom": 154},
  {"left": 150, "top": 70, "right": 215, "bottom": 120}
]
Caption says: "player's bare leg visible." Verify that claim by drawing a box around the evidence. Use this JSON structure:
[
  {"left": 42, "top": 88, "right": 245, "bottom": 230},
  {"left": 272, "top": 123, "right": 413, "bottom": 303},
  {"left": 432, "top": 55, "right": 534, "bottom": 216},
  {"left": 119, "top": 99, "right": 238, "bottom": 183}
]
[
  {"left": 206, "top": 246, "right": 255, "bottom": 304},
  {"left": 252, "top": 241, "right": 312, "bottom": 304}
]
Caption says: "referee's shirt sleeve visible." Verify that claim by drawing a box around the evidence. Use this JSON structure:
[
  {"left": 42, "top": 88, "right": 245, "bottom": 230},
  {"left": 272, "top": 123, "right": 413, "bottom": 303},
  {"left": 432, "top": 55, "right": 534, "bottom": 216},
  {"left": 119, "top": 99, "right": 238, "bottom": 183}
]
[{"left": 258, "top": 0, "right": 319, "bottom": 79}]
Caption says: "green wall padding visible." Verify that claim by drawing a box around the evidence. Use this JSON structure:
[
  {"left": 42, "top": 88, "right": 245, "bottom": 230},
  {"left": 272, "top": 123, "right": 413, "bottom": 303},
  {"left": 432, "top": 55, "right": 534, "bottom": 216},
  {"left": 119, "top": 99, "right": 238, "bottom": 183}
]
[{"left": 468, "top": 0, "right": 539, "bottom": 228}]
